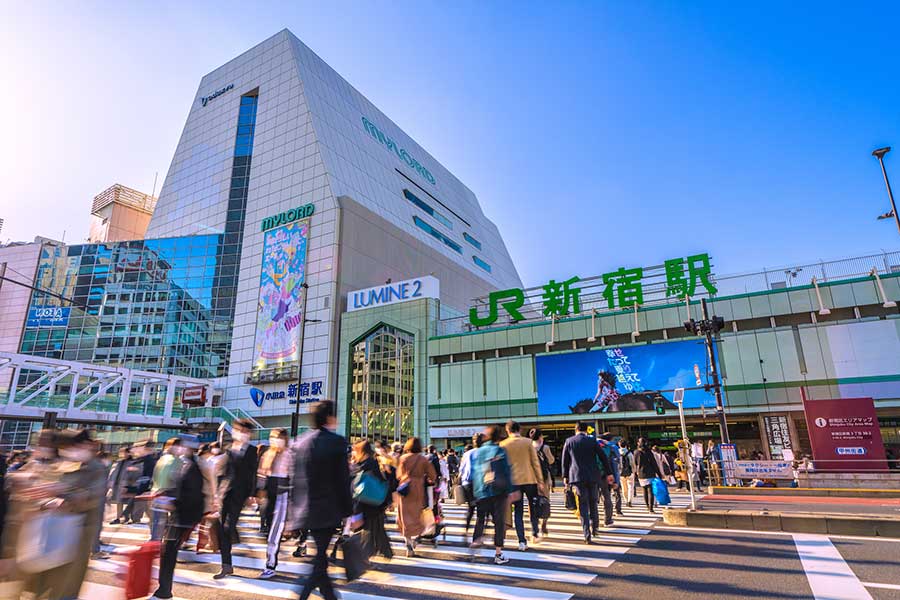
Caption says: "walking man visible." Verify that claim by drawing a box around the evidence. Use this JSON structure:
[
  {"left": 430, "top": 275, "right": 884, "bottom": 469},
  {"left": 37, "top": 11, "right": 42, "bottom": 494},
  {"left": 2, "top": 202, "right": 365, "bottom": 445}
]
[
  {"left": 561, "top": 422, "right": 614, "bottom": 544},
  {"left": 501, "top": 420, "right": 544, "bottom": 549},
  {"left": 287, "top": 400, "right": 351, "bottom": 600},
  {"left": 215, "top": 418, "right": 258, "bottom": 579}
]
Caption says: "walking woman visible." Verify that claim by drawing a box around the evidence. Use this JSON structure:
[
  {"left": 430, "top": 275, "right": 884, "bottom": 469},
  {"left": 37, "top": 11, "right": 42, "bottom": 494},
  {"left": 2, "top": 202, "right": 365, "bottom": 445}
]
[
  {"left": 458, "top": 433, "right": 484, "bottom": 540},
  {"left": 470, "top": 425, "right": 513, "bottom": 565},
  {"left": 259, "top": 429, "right": 292, "bottom": 579},
  {"left": 351, "top": 440, "right": 393, "bottom": 559},
  {"left": 396, "top": 437, "right": 437, "bottom": 557},
  {"left": 633, "top": 437, "right": 662, "bottom": 513}
]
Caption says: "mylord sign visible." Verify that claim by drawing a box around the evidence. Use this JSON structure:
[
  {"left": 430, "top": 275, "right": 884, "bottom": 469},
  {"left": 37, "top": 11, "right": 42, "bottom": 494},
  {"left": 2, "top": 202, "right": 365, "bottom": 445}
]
[
  {"left": 200, "top": 83, "right": 234, "bottom": 107},
  {"left": 261, "top": 203, "right": 315, "bottom": 232},
  {"left": 362, "top": 116, "right": 435, "bottom": 185},
  {"left": 347, "top": 276, "right": 439, "bottom": 312}
]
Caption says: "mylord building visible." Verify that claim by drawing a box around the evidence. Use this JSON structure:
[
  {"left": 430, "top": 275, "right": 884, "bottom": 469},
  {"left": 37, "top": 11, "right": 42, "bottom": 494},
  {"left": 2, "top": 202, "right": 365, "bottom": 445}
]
[{"left": 4, "top": 30, "right": 520, "bottom": 439}]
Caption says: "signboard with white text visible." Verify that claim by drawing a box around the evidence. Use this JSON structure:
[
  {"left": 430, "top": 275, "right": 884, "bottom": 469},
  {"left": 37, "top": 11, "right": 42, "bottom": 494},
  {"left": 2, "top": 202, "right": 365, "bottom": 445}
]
[{"left": 347, "top": 276, "right": 439, "bottom": 312}]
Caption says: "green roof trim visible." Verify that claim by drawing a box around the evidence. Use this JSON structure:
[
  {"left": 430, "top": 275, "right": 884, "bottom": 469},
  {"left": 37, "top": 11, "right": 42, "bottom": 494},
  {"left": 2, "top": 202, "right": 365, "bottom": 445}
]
[
  {"left": 724, "top": 373, "right": 900, "bottom": 392},
  {"left": 428, "top": 397, "right": 536, "bottom": 410}
]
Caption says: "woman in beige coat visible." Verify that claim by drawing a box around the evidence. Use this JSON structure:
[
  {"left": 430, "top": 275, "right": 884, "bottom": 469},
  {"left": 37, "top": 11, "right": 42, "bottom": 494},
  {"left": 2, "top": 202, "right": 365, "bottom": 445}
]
[{"left": 396, "top": 437, "right": 436, "bottom": 557}]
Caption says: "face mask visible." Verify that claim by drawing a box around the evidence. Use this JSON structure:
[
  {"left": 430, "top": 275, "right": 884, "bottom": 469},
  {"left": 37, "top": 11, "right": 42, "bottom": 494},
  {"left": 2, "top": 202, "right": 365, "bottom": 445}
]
[
  {"left": 270, "top": 438, "right": 286, "bottom": 449},
  {"left": 61, "top": 448, "right": 94, "bottom": 463},
  {"left": 233, "top": 432, "right": 249, "bottom": 444}
]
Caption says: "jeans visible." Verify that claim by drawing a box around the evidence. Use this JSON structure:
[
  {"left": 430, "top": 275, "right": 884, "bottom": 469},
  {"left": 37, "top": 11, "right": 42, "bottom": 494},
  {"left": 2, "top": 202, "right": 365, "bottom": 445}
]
[
  {"left": 473, "top": 494, "right": 507, "bottom": 548},
  {"left": 149, "top": 497, "right": 170, "bottom": 541},
  {"left": 266, "top": 491, "right": 289, "bottom": 569},
  {"left": 511, "top": 484, "right": 540, "bottom": 543},
  {"left": 298, "top": 528, "right": 338, "bottom": 600},
  {"left": 599, "top": 478, "right": 614, "bottom": 525},
  {"left": 612, "top": 480, "right": 623, "bottom": 514},
  {"left": 154, "top": 525, "right": 191, "bottom": 599},
  {"left": 573, "top": 482, "right": 599, "bottom": 539}
]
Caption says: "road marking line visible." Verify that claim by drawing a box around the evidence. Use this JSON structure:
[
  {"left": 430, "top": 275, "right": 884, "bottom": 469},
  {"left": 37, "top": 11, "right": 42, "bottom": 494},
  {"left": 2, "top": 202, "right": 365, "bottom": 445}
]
[
  {"left": 361, "top": 570, "right": 572, "bottom": 600},
  {"left": 654, "top": 525, "right": 900, "bottom": 543},
  {"left": 792, "top": 534, "right": 873, "bottom": 600},
  {"left": 863, "top": 582, "right": 900, "bottom": 591}
]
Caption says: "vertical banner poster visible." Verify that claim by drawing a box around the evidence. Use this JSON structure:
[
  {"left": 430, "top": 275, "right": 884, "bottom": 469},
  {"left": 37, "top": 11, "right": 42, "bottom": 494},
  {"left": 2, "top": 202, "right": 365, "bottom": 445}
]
[
  {"left": 762, "top": 415, "right": 794, "bottom": 460},
  {"left": 802, "top": 397, "right": 888, "bottom": 472},
  {"left": 252, "top": 220, "right": 310, "bottom": 370}
]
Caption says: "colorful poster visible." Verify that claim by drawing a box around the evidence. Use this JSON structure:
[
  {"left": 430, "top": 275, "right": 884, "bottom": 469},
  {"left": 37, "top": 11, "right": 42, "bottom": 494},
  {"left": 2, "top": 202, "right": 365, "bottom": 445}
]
[
  {"left": 535, "top": 339, "right": 721, "bottom": 415},
  {"left": 802, "top": 396, "right": 888, "bottom": 472},
  {"left": 252, "top": 220, "right": 310, "bottom": 370}
]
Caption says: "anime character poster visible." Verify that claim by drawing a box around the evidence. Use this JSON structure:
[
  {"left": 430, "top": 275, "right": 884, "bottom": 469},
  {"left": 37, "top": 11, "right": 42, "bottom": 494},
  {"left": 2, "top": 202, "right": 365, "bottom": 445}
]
[
  {"left": 535, "top": 339, "right": 723, "bottom": 415},
  {"left": 252, "top": 220, "right": 310, "bottom": 369}
]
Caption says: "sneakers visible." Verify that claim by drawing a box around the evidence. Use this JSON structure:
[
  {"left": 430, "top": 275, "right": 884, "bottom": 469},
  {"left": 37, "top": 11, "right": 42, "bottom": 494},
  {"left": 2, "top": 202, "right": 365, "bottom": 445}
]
[
  {"left": 213, "top": 566, "right": 233, "bottom": 579},
  {"left": 494, "top": 553, "right": 510, "bottom": 565},
  {"left": 293, "top": 544, "right": 307, "bottom": 558},
  {"left": 258, "top": 568, "right": 276, "bottom": 579},
  {"left": 109, "top": 518, "right": 121, "bottom": 525},
  {"left": 530, "top": 534, "right": 542, "bottom": 545}
]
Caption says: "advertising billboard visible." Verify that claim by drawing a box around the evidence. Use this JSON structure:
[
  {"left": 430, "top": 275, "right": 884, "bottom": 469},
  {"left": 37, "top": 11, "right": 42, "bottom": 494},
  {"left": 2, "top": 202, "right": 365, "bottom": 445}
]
[
  {"left": 535, "top": 339, "right": 720, "bottom": 415},
  {"left": 251, "top": 219, "right": 310, "bottom": 370},
  {"left": 802, "top": 396, "right": 888, "bottom": 472},
  {"left": 26, "top": 306, "right": 71, "bottom": 328}
]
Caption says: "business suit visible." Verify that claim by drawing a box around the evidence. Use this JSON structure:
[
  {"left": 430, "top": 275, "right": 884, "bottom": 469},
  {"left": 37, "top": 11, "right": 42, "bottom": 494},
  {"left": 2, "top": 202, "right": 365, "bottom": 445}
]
[
  {"left": 287, "top": 427, "right": 351, "bottom": 600},
  {"left": 561, "top": 432, "right": 613, "bottom": 541},
  {"left": 218, "top": 441, "right": 258, "bottom": 569}
]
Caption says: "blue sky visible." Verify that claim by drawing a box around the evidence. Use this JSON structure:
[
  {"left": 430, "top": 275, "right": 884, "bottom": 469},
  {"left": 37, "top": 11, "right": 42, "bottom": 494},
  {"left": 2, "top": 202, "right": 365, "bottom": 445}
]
[{"left": 2, "top": 2, "right": 898, "bottom": 287}]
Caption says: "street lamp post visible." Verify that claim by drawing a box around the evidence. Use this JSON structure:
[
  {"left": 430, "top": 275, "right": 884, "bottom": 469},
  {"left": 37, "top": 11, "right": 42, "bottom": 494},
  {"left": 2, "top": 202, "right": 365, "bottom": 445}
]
[
  {"left": 673, "top": 388, "right": 697, "bottom": 511},
  {"left": 290, "top": 283, "right": 319, "bottom": 438},
  {"left": 873, "top": 146, "right": 900, "bottom": 236},
  {"left": 684, "top": 299, "right": 730, "bottom": 444}
]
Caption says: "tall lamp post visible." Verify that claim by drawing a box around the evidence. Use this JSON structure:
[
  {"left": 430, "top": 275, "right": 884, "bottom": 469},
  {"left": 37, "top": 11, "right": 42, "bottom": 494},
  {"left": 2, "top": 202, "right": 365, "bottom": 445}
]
[
  {"left": 684, "top": 299, "right": 730, "bottom": 444},
  {"left": 873, "top": 146, "right": 900, "bottom": 236},
  {"left": 290, "top": 283, "right": 321, "bottom": 438}
]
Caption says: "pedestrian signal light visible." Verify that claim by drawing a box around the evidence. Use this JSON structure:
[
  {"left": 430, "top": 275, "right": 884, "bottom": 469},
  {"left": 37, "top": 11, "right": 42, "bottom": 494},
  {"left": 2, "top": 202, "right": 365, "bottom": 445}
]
[{"left": 655, "top": 399, "right": 666, "bottom": 415}]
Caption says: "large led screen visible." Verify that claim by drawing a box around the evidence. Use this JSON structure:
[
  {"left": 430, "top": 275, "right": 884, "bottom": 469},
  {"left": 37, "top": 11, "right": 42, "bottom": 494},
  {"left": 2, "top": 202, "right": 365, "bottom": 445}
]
[
  {"left": 535, "top": 339, "right": 723, "bottom": 415},
  {"left": 252, "top": 220, "right": 310, "bottom": 370}
]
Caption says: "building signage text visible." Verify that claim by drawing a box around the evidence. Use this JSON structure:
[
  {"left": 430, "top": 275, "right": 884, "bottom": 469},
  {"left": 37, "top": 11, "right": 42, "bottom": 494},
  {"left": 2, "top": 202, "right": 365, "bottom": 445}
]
[
  {"left": 469, "top": 252, "right": 718, "bottom": 327},
  {"left": 200, "top": 83, "right": 234, "bottom": 107},
  {"left": 249, "top": 381, "right": 324, "bottom": 408},
  {"left": 26, "top": 306, "right": 71, "bottom": 328},
  {"left": 347, "top": 275, "right": 440, "bottom": 312},
  {"left": 362, "top": 116, "right": 435, "bottom": 185},
  {"left": 261, "top": 203, "right": 315, "bottom": 232}
]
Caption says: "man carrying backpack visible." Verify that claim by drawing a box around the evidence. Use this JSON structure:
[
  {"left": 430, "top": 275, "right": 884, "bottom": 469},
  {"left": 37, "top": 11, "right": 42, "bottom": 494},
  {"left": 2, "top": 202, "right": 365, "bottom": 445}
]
[
  {"left": 599, "top": 432, "right": 623, "bottom": 519},
  {"left": 561, "top": 422, "right": 614, "bottom": 544},
  {"left": 469, "top": 425, "right": 513, "bottom": 564},
  {"left": 618, "top": 439, "right": 636, "bottom": 508}
]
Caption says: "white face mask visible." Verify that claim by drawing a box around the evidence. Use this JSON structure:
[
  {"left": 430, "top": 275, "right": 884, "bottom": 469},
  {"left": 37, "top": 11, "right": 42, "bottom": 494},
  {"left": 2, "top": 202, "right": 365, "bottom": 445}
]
[
  {"left": 270, "top": 438, "right": 286, "bottom": 449},
  {"left": 233, "top": 431, "right": 249, "bottom": 444},
  {"left": 61, "top": 448, "right": 94, "bottom": 463}
]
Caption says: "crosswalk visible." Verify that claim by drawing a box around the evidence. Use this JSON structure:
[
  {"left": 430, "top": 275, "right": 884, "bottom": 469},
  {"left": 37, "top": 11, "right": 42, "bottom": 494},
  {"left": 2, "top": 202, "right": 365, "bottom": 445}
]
[{"left": 88, "top": 490, "right": 693, "bottom": 600}]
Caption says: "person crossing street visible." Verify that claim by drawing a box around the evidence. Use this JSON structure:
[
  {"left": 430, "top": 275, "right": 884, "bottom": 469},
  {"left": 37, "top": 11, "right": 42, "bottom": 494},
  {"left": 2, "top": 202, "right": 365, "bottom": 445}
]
[
  {"left": 561, "top": 422, "right": 614, "bottom": 544},
  {"left": 501, "top": 420, "right": 544, "bottom": 549}
]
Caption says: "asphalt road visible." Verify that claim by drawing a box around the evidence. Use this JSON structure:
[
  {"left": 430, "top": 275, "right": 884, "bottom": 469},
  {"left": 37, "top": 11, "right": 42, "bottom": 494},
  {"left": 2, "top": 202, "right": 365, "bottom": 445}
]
[{"left": 78, "top": 491, "right": 900, "bottom": 600}]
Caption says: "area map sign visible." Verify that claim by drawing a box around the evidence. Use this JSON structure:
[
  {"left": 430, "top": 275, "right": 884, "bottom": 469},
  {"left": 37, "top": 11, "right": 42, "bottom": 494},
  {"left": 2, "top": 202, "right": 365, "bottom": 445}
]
[
  {"left": 802, "top": 396, "right": 888, "bottom": 472},
  {"left": 535, "top": 339, "right": 720, "bottom": 415},
  {"left": 470, "top": 253, "right": 717, "bottom": 327},
  {"left": 251, "top": 218, "right": 310, "bottom": 371}
]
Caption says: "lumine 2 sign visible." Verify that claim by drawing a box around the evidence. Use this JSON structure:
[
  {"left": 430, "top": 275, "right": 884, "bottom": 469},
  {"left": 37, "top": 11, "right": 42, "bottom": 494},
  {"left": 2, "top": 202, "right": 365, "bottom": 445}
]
[
  {"left": 469, "top": 253, "right": 718, "bottom": 327},
  {"left": 261, "top": 203, "right": 315, "bottom": 232}
]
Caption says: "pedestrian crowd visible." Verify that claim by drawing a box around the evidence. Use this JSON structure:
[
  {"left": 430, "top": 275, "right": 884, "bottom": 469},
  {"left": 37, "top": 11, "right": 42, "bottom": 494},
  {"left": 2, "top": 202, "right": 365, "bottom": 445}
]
[{"left": 0, "top": 407, "right": 704, "bottom": 600}]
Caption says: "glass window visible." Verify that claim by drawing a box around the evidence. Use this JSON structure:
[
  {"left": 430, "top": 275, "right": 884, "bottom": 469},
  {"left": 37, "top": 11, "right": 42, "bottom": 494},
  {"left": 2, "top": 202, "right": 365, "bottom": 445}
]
[
  {"left": 463, "top": 232, "right": 482, "bottom": 250},
  {"left": 403, "top": 189, "right": 452, "bottom": 229},
  {"left": 412, "top": 216, "right": 462, "bottom": 254},
  {"left": 473, "top": 256, "right": 492, "bottom": 273}
]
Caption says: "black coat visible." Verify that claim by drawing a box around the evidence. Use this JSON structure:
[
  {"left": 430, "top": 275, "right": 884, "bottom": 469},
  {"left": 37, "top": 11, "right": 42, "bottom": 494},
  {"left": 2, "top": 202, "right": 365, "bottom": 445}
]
[
  {"left": 171, "top": 456, "right": 205, "bottom": 528},
  {"left": 561, "top": 432, "right": 613, "bottom": 485},
  {"left": 634, "top": 448, "right": 662, "bottom": 480},
  {"left": 287, "top": 428, "right": 351, "bottom": 531},
  {"left": 222, "top": 443, "right": 258, "bottom": 504}
]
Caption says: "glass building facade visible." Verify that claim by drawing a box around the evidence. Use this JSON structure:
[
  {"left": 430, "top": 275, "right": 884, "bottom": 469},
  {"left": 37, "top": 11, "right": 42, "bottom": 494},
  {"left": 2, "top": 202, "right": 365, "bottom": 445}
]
[
  {"left": 348, "top": 325, "right": 415, "bottom": 441},
  {"left": 21, "top": 235, "right": 235, "bottom": 379}
]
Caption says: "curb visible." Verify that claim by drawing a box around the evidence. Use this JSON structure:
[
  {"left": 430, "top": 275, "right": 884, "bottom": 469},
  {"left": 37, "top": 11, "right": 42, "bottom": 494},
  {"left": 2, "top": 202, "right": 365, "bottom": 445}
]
[
  {"left": 662, "top": 507, "right": 900, "bottom": 537},
  {"left": 707, "top": 486, "right": 900, "bottom": 498}
]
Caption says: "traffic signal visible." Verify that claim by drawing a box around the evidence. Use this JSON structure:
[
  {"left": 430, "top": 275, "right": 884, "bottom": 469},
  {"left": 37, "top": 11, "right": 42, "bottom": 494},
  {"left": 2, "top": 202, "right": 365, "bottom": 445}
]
[{"left": 655, "top": 399, "right": 666, "bottom": 415}]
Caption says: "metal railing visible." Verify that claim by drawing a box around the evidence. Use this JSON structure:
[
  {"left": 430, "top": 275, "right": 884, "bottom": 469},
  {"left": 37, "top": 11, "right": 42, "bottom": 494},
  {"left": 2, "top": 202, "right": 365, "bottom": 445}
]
[{"left": 438, "top": 250, "right": 900, "bottom": 336}]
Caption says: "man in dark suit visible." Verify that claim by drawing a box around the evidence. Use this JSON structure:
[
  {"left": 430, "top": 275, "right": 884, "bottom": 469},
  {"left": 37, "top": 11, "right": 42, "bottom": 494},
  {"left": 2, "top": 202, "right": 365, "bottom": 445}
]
[
  {"left": 287, "top": 400, "right": 351, "bottom": 600},
  {"left": 215, "top": 418, "right": 259, "bottom": 579},
  {"left": 561, "top": 422, "right": 614, "bottom": 544}
]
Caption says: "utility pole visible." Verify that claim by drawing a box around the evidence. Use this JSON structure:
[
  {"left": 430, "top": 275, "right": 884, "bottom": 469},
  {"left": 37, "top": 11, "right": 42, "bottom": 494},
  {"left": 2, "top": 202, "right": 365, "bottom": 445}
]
[
  {"left": 684, "top": 298, "right": 730, "bottom": 443},
  {"left": 291, "top": 283, "right": 310, "bottom": 439}
]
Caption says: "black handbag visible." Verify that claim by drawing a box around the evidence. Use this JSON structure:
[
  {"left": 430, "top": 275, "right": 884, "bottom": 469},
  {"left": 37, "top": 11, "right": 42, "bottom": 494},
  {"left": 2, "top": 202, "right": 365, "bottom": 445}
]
[
  {"left": 342, "top": 534, "right": 369, "bottom": 582},
  {"left": 564, "top": 486, "right": 577, "bottom": 511},
  {"left": 538, "top": 495, "right": 552, "bottom": 519}
]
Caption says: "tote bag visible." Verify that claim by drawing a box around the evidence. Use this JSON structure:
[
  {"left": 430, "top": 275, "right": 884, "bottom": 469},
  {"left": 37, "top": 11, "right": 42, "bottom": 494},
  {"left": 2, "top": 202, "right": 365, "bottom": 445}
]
[
  {"left": 651, "top": 477, "right": 671, "bottom": 506},
  {"left": 17, "top": 511, "right": 84, "bottom": 573}
]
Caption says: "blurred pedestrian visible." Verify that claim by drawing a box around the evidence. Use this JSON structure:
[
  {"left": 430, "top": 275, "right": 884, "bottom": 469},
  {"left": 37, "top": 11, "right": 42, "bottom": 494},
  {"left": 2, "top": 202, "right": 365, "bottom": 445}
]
[
  {"left": 396, "top": 437, "right": 436, "bottom": 557},
  {"left": 148, "top": 438, "right": 181, "bottom": 541},
  {"left": 258, "top": 429, "right": 292, "bottom": 579},
  {"left": 529, "top": 428, "right": 553, "bottom": 536},
  {"left": 469, "top": 425, "right": 513, "bottom": 564},
  {"left": 107, "top": 446, "right": 135, "bottom": 524},
  {"left": 634, "top": 437, "right": 662, "bottom": 513},
  {"left": 150, "top": 435, "right": 204, "bottom": 600},
  {"left": 501, "top": 420, "right": 544, "bottom": 550},
  {"left": 215, "top": 418, "right": 258, "bottom": 579},
  {"left": 458, "top": 433, "right": 483, "bottom": 540},
  {"left": 351, "top": 440, "right": 392, "bottom": 560},
  {"left": 561, "top": 422, "right": 614, "bottom": 544},
  {"left": 286, "top": 401, "right": 351, "bottom": 600}
]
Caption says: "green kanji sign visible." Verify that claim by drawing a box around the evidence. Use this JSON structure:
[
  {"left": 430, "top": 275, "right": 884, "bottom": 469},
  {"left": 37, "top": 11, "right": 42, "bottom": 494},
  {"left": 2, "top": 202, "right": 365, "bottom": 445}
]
[{"left": 467, "top": 253, "right": 716, "bottom": 327}]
